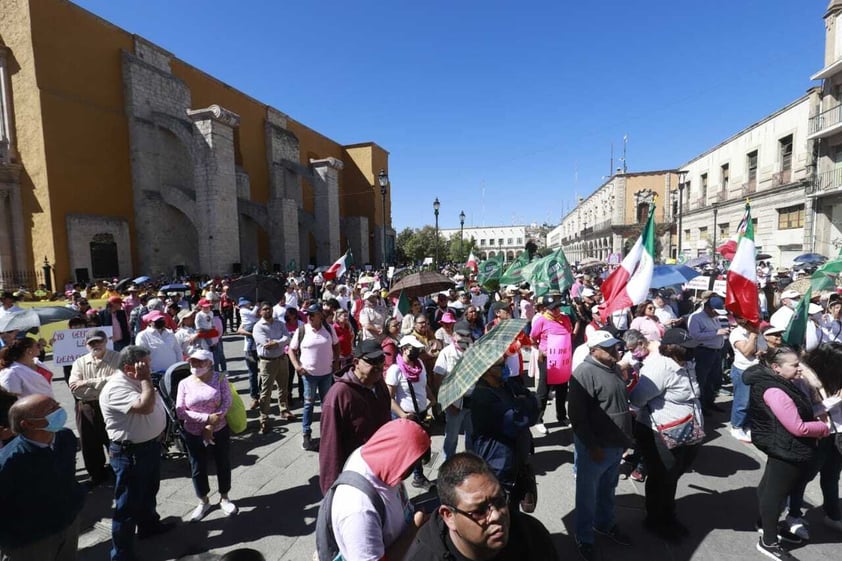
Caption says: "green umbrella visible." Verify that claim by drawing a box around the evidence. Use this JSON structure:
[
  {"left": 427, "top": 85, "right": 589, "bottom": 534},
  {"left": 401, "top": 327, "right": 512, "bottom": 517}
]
[{"left": 437, "top": 318, "right": 528, "bottom": 409}]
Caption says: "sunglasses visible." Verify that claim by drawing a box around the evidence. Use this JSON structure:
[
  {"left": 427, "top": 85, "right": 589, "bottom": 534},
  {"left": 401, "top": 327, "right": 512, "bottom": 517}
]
[{"left": 444, "top": 490, "right": 509, "bottom": 523}]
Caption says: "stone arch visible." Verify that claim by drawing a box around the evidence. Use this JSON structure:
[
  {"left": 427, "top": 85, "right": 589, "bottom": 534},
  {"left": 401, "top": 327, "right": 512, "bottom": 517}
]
[
  {"left": 238, "top": 214, "right": 269, "bottom": 271},
  {"left": 480, "top": 251, "right": 488, "bottom": 260},
  {"left": 146, "top": 203, "right": 199, "bottom": 276},
  {"left": 506, "top": 250, "right": 515, "bottom": 261},
  {"left": 489, "top": 251, "right": 497, "bottom": 258}
]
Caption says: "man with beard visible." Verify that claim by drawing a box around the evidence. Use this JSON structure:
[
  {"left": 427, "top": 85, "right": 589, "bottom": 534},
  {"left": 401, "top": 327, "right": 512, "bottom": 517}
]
[{"left": 408, "top": 452, "right": 556, "bottom": 561}]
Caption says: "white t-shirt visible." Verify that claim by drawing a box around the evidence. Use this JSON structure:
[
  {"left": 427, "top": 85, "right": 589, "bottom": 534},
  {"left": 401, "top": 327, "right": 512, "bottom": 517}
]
[
  {"left": 729, "top": 326, "right": 766, "bottom": 371},
  {"left": 289, "top": 323, "right": 339, "bottom": 376},
  {"left": 571, "top": 343, "right": 590, "bottom": 373},
  {"left": 385, "top": 362, "right": 428, "bottom": 413},
  {"left": 99, "top": 372, "right": 167, "bottom": 443},
  {"left": 135, "top": 328, "right": 182, "bottom": 373},
  {"left": 331, "top": 449, "right": 413, "bottom": 561},
  {"left": 0, "top": 362, "right": 53, "bottom": 398}
]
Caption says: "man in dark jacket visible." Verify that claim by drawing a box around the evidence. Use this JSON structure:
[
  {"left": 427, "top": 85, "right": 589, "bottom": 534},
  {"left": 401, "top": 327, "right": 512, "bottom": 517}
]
[
  {"left": 0, "top": 394, "right": 86, "bottom": 560},
  {"left": 568, "top": 330, "right": 634, "bottom": 561},
  {"left": 99, "top": 296, "right": 132, "bottom": 351},
  {"left": 318, "top": 339, "right": 392, "bottom": 494},
  {"left": 408, "top": 452, "right": 556, "bottom": 561}
]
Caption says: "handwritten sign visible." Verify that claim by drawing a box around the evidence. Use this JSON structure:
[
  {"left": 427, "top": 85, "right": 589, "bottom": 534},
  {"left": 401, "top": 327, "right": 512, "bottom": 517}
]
[
  {"left": 546, "top": 332, "right": 573, "bottom": 384},
  {"left": 52, "top": 327, "right": 114, "bottom": 366}
]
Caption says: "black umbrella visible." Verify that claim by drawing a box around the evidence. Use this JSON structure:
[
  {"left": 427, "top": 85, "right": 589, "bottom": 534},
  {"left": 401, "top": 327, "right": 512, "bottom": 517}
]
[
  {"left": 160, "top": 283, "right": 190, "bottom": 292},
  {"left": 755, "top": 253, "right": 772, "bottom": 260},
  {"left": 34, "top": 306, "right": 83, "bottom": 325},
  {"left": 114, "top": 277, "right": 132, "bottom": 291},
  {"left": 228, "top": 274, "right": 285, "bottom": 303}
]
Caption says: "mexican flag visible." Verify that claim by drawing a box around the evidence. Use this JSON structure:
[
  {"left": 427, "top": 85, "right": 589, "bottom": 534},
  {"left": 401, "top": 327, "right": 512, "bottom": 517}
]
[
  {"left": 392, "top": 290, "right": 411, "bottom": 321},
  {"left": 725, "top": 203, "right": 759, "bottom": 326},
  {"left": 499, "top": 251, "right": 532, "bottom": 286},
  {"left": 324, "top": 249, "right": 353, "bottom": 280},
  {"left": 465, "top": 251, "right": 479, "bottom": 274},
  {"left": 601, "top": 205, "right": 656, "bottom": 316}
]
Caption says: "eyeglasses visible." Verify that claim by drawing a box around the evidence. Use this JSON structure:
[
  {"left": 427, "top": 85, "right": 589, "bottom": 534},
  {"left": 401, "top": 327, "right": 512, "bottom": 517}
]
[{"left": 444, "top": 490, "right": 509, "bottom": 523}]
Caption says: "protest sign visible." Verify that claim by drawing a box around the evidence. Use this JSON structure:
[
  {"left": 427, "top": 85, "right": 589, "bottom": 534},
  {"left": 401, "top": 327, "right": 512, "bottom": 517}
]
[{"left": 52, "top": 327, "right": 114, "bottom": 366}]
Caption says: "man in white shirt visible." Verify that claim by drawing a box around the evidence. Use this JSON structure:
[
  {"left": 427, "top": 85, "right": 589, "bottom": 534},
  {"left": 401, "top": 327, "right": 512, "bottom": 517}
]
[
  {"left": 359, "top": 290, "right": 386, "bottom": 342},
  {"left": 819, "top": 297, "right": 842, "bottom": 343},
  {"left": 284, "top": 284, "right": 299, "bottom": 311},
  {"left": 134, "top": 311, "right": 182, "bottom": 374},
  {"left": 433, "top": 321, "right": 473, "bottom": 460},
  {"left": 99, "top": 346, "right": 172, "bottom": 559},
  {"left": 769, "top": 289, "right": 801, "bottom": 330},
  {"left": 652, "top": 292, "right": 678, "bottom": 327}
]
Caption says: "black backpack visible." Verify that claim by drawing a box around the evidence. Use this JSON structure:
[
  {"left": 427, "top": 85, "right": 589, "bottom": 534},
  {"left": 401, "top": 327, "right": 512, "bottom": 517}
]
[{"left": 315, "top": 471, "right": 386, "bottom": 561}]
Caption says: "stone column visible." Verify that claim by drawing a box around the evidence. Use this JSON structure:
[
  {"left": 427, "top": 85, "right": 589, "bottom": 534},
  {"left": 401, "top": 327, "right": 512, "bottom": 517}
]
[
  {"left": 187, "top": 105, "right": 241, "bottom": 274},
  {"left": 310, "top": 157, "right": 343, "bottom": 265}
]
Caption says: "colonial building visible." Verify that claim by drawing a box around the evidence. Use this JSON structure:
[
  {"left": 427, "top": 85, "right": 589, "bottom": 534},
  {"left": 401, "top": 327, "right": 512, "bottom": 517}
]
[
  {"left": 438, "top": 225, "right": 543, "bottom": 262},
  {"left": 0, "top": 0, "right": 393, "bottom": 289},
  {"left": 807, "top": 0, "right": 842, "bottom": 256},
  {"left": 549, "top": 170, "right": 678, "bottom": 264},
  {"left": 678, "top": 91, "right": 816, "bottom": 264}
]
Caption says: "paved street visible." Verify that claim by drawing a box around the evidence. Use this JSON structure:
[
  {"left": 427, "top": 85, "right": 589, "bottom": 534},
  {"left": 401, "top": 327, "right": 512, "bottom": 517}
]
[{"left": 50, "top": 336, "right": 840, "bottom": 561}]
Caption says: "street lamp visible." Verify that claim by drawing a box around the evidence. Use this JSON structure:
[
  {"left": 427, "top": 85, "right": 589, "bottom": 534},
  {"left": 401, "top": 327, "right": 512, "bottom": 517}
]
[
  {"left": 377, "top": 169, "right": 389, "bottom": 267},
  {"left": 433, "top": 198, "right": 440, "bottom": 268},
  {"left": 459, "top": 210, "right": 466, "bottom": 262},
  {"left": 677, "top": 170, "right": 687, "bottom": 261}
]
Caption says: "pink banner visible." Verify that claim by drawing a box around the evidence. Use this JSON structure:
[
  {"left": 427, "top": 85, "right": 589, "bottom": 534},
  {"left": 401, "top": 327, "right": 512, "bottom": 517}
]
[{"left": 546, "top": 332, "right": 573, "bottom": 384}]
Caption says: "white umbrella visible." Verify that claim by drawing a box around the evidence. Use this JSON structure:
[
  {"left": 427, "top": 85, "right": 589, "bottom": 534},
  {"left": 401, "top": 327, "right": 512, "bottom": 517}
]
[{"left": 0, "top": 310, "right": 41, "bottom": 333}]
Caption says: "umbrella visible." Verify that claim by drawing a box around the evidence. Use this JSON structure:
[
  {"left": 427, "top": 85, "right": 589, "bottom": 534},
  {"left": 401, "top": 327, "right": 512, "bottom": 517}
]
[
  {"left": 438, "top": 318, "right": 528, "bottom": 410},
  {"left": 33, "top": 306, "right": 84, "bottom": 325},
  {"left": 685, "top": 255, "right": 712, "bottom": 268},
  {"left": 113, "top": 277, "right": 132, "bottom": 291},
  {"left": 227, "top": 274, "right": 285, "bottom": 303},
  {"left": 755, "top": 253, "right": 772, "bottom": 260},
  {"left": 793, "top": 253, "right": 827, "bottom": 264},
  {"left": 785, "top": 278, "right": 813, "bottom": 296},
  {"left": 159, "top": 283, "right": 190, "bottom": 292},
  {"left": 132, "top": 276, "right": 151, "bottom": 285},
  {"left": 387, "top": 271, "right": 455, "bottom": 299},
  {"left": 0, "top": 310, "right": 41, "bottom": 332},
  {"left": 650, "top": 265, "right": 701, "bottom": 289},
  {"left": 578, "top": 258, "right": 605, "bottom": 269}
]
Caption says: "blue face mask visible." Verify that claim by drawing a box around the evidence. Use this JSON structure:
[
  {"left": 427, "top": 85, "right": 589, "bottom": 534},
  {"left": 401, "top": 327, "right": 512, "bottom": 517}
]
[{"left": 35, "top": 408, "right": 67, "bottom": 433}]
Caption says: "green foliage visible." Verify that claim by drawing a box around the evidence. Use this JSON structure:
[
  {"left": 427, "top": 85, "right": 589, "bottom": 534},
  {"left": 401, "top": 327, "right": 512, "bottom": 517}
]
[{"left": 396, "top": 227, "right": 477, "bottom": 265}]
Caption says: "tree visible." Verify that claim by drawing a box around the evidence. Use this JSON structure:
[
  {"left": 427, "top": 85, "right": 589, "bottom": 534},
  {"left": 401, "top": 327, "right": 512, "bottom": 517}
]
[{"left": 446, "top": 233, "right": 477, "bottom": 264}]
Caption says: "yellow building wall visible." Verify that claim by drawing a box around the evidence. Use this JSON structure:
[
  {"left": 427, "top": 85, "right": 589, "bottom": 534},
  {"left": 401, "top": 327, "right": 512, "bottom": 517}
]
[{"left": 622, "top": 173, "right": 672, "bottom": 224}]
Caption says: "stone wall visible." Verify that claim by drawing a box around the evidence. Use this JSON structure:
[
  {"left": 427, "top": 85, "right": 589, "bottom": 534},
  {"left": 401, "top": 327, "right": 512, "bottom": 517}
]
[{"left": 66, "top": 214, "right": 131, "bottom": 280}]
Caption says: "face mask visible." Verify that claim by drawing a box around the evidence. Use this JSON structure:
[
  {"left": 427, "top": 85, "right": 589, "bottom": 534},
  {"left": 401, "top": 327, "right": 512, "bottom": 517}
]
[
  {"left": 408, "top": 348, "right": 421, "bottom": 361},
  {"left": 190, "top": 366, "right": 210, "bottom": 376},
  {"left": 154, "top": 320, "right": 166, "bottom": 330},
  {"left": 631, "top": 348, "right": 648, "bottom": 361},
  {"left": 32, "top": 407, "right": 67, "bottom": 433}
]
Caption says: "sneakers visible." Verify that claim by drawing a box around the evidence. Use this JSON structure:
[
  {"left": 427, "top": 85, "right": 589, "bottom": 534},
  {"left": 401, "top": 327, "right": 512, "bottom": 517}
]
[
  {"left": 593, "top": 524, "right": 633, "bottom": 546},
  {"left": 757, "top": 525, "right": 805, "bottom": 546},
  {"left": 824, "top": 515, "right": 842, "bottom": 532},
  {"left": 189, "top": 502, "right": 212, "bottom": 523},
  {"left": 534, "top": 423, "right": 548, "bottom": 435},
  {"left": 730, "top": 427, "right": 752, "bottom": 443},
  {"left": 784, "top": 516, "right": 809, "bottom": 540},
  {"left": 576, "top": 542, "right": 595, "bottom": 561},
  {"left": 411, "top": 475, "right": 433, "bottom": 491},
  {"left": 219, "top": 498, "right": 238, "bottom": 516},
  {"left": 756, "top": 538, "right": 798, "bottom": 561},
  {"left": 302, "top": 433, "right": 319, "bottom": 452},
  {"left": 630, "top": 469, "right": 646, "bottom": 483}
]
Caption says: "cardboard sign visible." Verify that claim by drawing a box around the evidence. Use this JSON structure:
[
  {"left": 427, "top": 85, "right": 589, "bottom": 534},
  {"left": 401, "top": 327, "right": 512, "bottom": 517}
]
[
  {"left": 545, "top": 332, "right": 573, "bottom": 384},
  {"left": 686, "top": 276, "right": 710, "bottom": 291},
  {"left": 52, "top": 327, "right": 114, "bottom": 366}
]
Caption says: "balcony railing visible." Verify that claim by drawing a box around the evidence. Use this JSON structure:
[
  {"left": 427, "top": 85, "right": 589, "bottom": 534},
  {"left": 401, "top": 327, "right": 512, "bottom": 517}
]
[
  {"left": 809, "top": 103, "right": 842, "bottom": 137},
  {"left": 592, "top": 220, "right": 613, "bottom": 233},
  {"left": 812, "top": 168, "right": 842, "bottom": 194}
]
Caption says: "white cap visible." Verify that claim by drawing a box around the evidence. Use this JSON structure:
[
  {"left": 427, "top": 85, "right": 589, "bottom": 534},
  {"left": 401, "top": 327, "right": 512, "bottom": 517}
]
[
  {"left": 398, "top": 335, "right": 426, "bottom": 349},
  {"left": 781, "top": 289, "right": 801, "bottom": 300},
  {"left": 187, "top": 349, "right": 214, "bottom": 362},
  {"left": 363, "top": 290, "right": 377, "bottom": 299},
  {"left": 808, "top": 303, "right": 823, "bottom": 315},
  {"left": 587, "top": 330, "right": 622, "bottom": 349},
  {"left": 581, "top": 288, "right": 596, "bottom": 298}
]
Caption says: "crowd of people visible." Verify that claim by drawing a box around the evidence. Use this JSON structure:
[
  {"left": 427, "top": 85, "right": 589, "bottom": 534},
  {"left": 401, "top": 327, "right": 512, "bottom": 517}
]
[{"left": 1, "top": 262, "right": 841, "bottom": 561}]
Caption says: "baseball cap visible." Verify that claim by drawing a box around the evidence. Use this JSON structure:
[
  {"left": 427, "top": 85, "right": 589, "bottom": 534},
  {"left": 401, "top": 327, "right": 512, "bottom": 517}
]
[
  {"left": 504, "top": 285, "right": 517, "bottom": 295},
  {"left": 108, "top": 296, "right": 123, "bottom": 305},
  {"left": 581, "top": 288, "right": 596, "bottom": 299},
  {"left": 144, "top": 310, "right": 167, "bottom": 323},
  {"left": 305, "top": 303, "right": 322, "bottom": 315},
  {"left": 399, "top": 335, "right": 426, "bottom": 349},
  {"left": 353, "top": 339, "right": 385, "bottom": 361},
  {"left": 197, "top": 298, "right": 212, "bottom": 308},
  {"left": 587, "top": 330, "right": 623, "bottom": 349},
  {"left": 661, "top": 328, "right": 700, "bottom": 348},
  {"left": 85, "top": 330, "right": 107, "bottom": 344},
  {"left": 454, "top": 321, "right": 472, "bottom": 336},
  {"left": 706, "top": 296, "right": 727, "bottom": 314},
  {"left": 187, "top": 349, "right": 214, "bottom": 362},
  {"left": 781, "top": 289, "right": 801, "bottom": 300},
  {"left": 762, "top": 323, "right": 785, "bottom": 336},
  {"left": 540, "top": 295, "right": 562, "bottom": 309},
  {"left": 809, "top": 303, "right": 823, "bottom": 315}
]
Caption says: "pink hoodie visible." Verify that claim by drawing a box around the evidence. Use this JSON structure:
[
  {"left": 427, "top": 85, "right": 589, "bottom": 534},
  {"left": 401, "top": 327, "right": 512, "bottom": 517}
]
[{"left": 360, "top": 419, "right": 431, "bottom": 487}]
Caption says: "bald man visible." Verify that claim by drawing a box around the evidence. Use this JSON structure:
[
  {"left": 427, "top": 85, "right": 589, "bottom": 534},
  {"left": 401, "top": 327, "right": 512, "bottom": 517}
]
[{"left": 0, "top": 394, "right": 85, "bottom": 560}]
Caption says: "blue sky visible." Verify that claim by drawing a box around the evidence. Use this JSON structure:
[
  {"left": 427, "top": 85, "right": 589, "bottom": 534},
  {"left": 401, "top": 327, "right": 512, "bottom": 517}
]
[{"left": 75, "top": 0, "right": 826, "bottom": 231}]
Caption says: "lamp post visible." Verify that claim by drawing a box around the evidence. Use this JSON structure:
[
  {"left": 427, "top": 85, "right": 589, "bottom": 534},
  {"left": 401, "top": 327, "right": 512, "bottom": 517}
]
[
  {"left": 710, "top": 204, "right": 719, "bottom": 290},
  {"left": 433, "top": 198, "right": 440, "bottom": 268},
  {"left": 459, "top": 210, "right": 466, "bottom": 262},
  {"left": 377, "top": 169, "right": 389, "bottom": 267},
  {"left": 677, "top": 170, "right": 687, "bottom": 262}
]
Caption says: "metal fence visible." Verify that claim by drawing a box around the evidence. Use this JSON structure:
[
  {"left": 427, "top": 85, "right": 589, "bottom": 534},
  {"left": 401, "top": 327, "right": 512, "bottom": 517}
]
[{"left": 0, "top": 270, "right": 45, "bottom": 291}]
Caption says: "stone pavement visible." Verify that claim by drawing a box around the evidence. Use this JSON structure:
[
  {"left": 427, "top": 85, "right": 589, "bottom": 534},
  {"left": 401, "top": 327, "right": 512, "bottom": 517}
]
[{"left": 47, "top": 336, "right": 839, "bottom": 561}]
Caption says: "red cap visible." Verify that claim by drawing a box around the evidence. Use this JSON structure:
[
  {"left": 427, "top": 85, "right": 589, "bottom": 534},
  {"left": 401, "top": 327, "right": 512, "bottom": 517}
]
[
  {"left": 198, "top": 298, "right": 211, "bottom": 307},
  {"left": 108, "top": 296, "right": 123, "bottom": 305}
]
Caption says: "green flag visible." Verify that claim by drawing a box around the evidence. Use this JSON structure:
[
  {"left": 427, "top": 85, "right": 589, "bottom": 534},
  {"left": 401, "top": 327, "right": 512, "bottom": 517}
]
[
  {"left": 499, "top": 252, "right": 532, "bottom": 286},
  {"left": 783, "top": 286, "right": 811, "bottom": 350},
  {"left": 529, "top": 249, "right": 575, "bottom": 297},
  {"left": 477, "top": 255, "right": 504, "bottom": 291},
  {"left": 393, "top": 290, "right": 411, "bottom": 321},
  {"left": 811, "top": 257, "right": 842, "bottom": 292}
]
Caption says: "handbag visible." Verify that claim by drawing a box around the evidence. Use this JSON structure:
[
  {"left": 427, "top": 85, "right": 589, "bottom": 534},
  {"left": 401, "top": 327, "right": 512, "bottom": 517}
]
[
  {"left": 654, "top": 413, "right": 705, "bottom": 449},
  {"left": 223, "top": 375, "right": 247, "bottom": 434}
]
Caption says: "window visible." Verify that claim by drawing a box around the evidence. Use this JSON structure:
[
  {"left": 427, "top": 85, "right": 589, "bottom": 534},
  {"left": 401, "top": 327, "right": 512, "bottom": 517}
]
[
  {"left": 517, "top": 237, "right": 523, "bottom": 244},
  {"left": 480, "top": 239, "right": 486, "bottom": 247},
  {"left": 498, "top": 238, "right": 504, "bottom": 246},
  {"left": 777, "top": 205, "right": 804, "bottom": 230},
  {"left": 488, "top": 239, "right": 494, "bottom": 246},
  {"left": 700, "top": 173, "right": 708, "bottom": 202},
  {"left": 779, "top": 135, "right": 793, "bottom": 183},
  {"left": 507, "top": 238, "right": 513, "bottom": 245},
  {"left": 721, "top": 164, "right": 729, "bottom": 191},
  {"left": 719, "top": 223, "right": 729, "bottom": 238},
  {"left": 747, "top": 151, "right": 758, "bottom": 186}
]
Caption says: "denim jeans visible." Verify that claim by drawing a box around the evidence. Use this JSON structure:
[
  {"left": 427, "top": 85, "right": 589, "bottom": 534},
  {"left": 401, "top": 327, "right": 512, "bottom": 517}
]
[
  {"left": 443, "top": 406, "right": 473, "bottom": 460},
  {"left": 212, "top": 342, "right": 227, "bottom": 372},
  {"left": 109, "top": 439, "right": 161, "bottom": 561},
  {"left": 245, "top": 348, "right": 260, "bottom": 399},
  {"left": 729, "top": 366, "right": 750, "bottom": 429},
  {"left": 183, "top": 426, "right": 232, "bottom": 499},
  {"left": 694, "top": 347, "right": 723, "bottom": 407},
  {"left": 302, "top": 373, "right": 333, "bottom": 435},
  {"left": 573, "top": 434, "right": 623, "bottom": 545}
]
